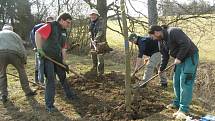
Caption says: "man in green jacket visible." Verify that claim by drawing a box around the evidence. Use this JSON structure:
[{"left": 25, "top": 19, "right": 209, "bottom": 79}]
[{"left": 35, "top": 13, "right": 76, "bottom": 113}]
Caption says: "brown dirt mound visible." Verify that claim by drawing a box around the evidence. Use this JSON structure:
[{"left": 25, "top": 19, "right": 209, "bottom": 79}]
[{"left": 68, "top": 71, "right": 169, "bottom": 120}]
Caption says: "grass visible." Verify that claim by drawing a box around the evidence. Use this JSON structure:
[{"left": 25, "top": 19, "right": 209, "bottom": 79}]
[
  {"left": 106, "top": 16, "right": 215, "bottom": 61},
  {"left": 1, "top": 50, "right": 214, "bottom": 120},
  {"left": 1, "top": 16, "right": 215, "bottom": 120}
]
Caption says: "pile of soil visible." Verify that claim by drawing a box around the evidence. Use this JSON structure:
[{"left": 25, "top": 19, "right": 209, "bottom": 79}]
[{"left": 68, "top": 71, "right": 170, "bottom": 120}]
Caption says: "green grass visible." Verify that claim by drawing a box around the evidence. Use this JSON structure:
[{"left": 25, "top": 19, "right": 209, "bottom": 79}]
[
  {"left": 106, "top": 16, "right": 215, "bottom": 61},
  {"left": 1, "top": 50, "right": 214, "bottom": 121},
  {"left": 1, "top": 15, "right": 215, "bottom": 120}
]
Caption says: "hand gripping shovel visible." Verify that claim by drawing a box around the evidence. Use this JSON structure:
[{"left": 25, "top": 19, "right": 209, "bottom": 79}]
[
  {"left": 133, "top": 63, "right": 175, "bottom": 88},
  {"left": 44, "top": 55, "right": 87, "bottom": 81}
]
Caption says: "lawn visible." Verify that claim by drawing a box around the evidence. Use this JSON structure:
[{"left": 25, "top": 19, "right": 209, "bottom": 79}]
[{"left": 0, "top": 16, "right": 215, "bottom": 120}]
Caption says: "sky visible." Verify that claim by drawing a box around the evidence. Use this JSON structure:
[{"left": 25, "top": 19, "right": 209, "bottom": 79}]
[
  {"left": 123, "top": 0, "right": 215, "bottom": 16},
  {"left": 31, "top": 0, "right": 215, "bottom": 17}
]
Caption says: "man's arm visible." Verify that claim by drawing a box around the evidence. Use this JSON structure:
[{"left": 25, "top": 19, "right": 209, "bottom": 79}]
[
  {"left": 159, "top": 41, "right": 170, "bottom": 72},
  {"left": 30, "top": 29, "right": 37, "bottom": 49},
  {"left": 134, "top": 55, "right": 149, "bottom": 71},
  {"left": 35, "top": 31, "right": 42, "bottom": 49},
  {"left": 94, "top": 19, "right": 104, "bottom": 43},
  {"left": 35, "top": 23, "right": 51, "bottom": 56},
  {"left": 62, "top": 48, "right": 67, "bottom": 64},
  {"left": 134, "top": 57, "right": 143, "bottom": 71}
]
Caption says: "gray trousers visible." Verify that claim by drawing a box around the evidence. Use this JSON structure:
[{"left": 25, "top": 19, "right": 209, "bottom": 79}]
[
  {"left": 143, "top": 52, "right": 167, "bottom": 84},
  {"left": 0, "top": 52, "right": 32, "bottom": 97},
  {"left": 91, "top": 52, "right": 104, "bottom": 75}
]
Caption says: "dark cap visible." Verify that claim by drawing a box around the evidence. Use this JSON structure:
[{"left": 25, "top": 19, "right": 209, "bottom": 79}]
[
  {"left": 128, "top": 33, "right": 138, "bottom": 41},
  {"left": 148, "top": 25, "right": 163, "bottom": 34}
]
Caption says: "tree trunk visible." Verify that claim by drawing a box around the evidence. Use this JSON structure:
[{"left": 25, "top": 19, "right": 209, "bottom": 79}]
[
  {"left": 57, "top": 0, "right": 60, "bottom": 15},
  {"left": 96, "top": 0, "right": 108, "bottom": 41},
  {"left": 120, "top": 0, "right": 131, "bottom": 112},
  {"left": 148, "top": 0, "right": 158, "bottom": 26}
]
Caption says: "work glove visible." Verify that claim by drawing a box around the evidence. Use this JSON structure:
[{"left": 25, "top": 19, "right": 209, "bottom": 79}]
[
  {"left": 33, "top": 48, "right": 37, "bottom": 52},
  {"left": 37, "top": 48, "right": 46, "bottom": 58},
  {"left": 63, "top": 64, "right": 70, "bottom": 74}
]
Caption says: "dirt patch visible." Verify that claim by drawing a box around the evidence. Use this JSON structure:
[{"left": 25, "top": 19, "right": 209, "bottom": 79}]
[
  {"left": 67, "top": 71, "right": 170, "bottom": 120},
  {"left": 1, "top": 61, "right": 212, "bottom": 120}
]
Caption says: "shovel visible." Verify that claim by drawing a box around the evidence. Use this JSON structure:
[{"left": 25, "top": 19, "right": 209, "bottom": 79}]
[
  {"left": 43, "top": 55, "right": 87, "bottom": 81},
  {"left": 131, "top": 60, "right": 148, "bottom": 76},
  {"left": 6, "top": 73, "right": 45, "bottom": 89},
  {"left": 133, "top": 63, "right": 175, "bottom": 88}
]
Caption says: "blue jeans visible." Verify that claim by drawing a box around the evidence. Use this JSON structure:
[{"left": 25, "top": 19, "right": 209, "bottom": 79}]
[
  {"left": 44, "top": 59, "right": 73, "bottom": 108},
  {"left": 35, "top": 52, "right": 45, "bottom": 83},
  {"left": 173, "top": 52, "right": 199, "bottom": 113}
]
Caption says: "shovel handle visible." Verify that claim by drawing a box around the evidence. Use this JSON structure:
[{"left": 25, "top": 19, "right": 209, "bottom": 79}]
[
  {"left": 6, "top": 73, "right": 45, "bottom": 89},
  {"left": 132, "top": 59, "right": 149, "bottom": 77},
  {"left": 139, "top": 63, "right": 175, "bottom": 87},
  {"left": 44, "top": 55, "right": 87, "bottom": 81}
]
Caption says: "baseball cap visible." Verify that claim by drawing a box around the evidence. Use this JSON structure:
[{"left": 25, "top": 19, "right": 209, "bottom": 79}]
[
  {"left": 129, "top": 33, "right": 138, "bottom": 41},
  {"left": 148, "top": 25, "right": 162, "bottom": 34},
  {"left": 89, "top": 8, "right": 100, "bottom": 16}
]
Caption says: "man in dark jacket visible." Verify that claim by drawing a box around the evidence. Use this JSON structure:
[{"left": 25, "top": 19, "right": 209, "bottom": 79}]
[
  {"left": 35, "top": 13, "right": 76, "bottom": 113},
  {"left": 129, "top": 33, "right": 168, "bottom": 88},
  {"left": 148, "top": 25, "right": 199, "bottom": 120},
  {"left": 88, "top": 8, "right": 112, "bottom": 77}
]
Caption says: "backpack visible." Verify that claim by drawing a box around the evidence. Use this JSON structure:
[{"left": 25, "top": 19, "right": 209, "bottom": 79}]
[{"left": 30, "top": 23, "right": 45, "bottom": 48}]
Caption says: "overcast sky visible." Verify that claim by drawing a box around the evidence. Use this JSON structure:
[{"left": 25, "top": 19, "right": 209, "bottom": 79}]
[
  {"left": 31, "top": 0, "right": 215, "bottom": 17},
  {"left": 122, "top": 0, "right": 215, "bottom": 16}
]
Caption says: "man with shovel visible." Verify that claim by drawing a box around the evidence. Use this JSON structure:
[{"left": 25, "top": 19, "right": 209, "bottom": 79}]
[
  {"left": 148, "top": 25, "right": 199, "bottom": 120},
  {"left": 88, "top": 8, "right": 113, "bottom": 77},
  {"left": 129, "top": 33, "right": 168, "bottom": 88},
  {"left": 0, "top": 24, "right": 37, "bottom": 103},
  {"left": 35, "top": 13, "right": 76, "bottom": 113}
]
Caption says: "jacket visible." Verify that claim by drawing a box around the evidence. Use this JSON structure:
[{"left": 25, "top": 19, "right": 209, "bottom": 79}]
[
  {"left": 160, "top": 27, "right": 198, "bottom": 71},
  {"left": 42, "top": 21, "right": 67, "bottom": 62},
  {"left": 136, "top": 36, "right": 159, "bottom": 58},
  {"left": 89, "top": 17, "right": 106, "bottom": 43},
  {"left": 0, "top": 30, "right": 27, "bottom": 63}
]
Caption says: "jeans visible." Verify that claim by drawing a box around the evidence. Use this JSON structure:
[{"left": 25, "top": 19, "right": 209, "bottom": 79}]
[
  {"left": 44, "top": 59, "right": 74, "bottom": 108},
  {"left": 35, "top": 52, "right": 45, "bottom": 84}
]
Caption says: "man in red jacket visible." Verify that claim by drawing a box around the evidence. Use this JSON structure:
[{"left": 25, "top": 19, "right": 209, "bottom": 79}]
[{"left": 35, "top": 13, "right": 76, "bottom": 113}]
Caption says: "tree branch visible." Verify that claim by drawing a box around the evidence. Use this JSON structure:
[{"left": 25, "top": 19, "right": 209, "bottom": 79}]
[
  {"left": 107, "top": 25, "right": 123, "bottom": 35},
  {"left": 83, "top": 0, "right": 96, "bottom": 8},
  {"left": 127, "top": 0, "right": 147, "bottom": 18}
]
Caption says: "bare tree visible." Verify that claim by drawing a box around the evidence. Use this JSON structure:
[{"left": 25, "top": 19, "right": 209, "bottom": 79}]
[
  {"left": 120, "top": 0, "right": 131, "bottom": 112},
  {"left": 148, "top": 0, "right": 158, "bottom": 26}
]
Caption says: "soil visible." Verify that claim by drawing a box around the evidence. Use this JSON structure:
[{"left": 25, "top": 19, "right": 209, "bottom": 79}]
[
  {"left": 67, "top": 71, "right": 173, "bottom": 120},
  {"left": 0, "top": 62, "right": 214, "bottom": 121}
]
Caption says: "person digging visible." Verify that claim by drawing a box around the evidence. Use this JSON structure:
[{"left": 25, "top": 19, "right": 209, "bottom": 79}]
[{"left": 129, "top": 33, "right": 168, "bottom": 88}]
